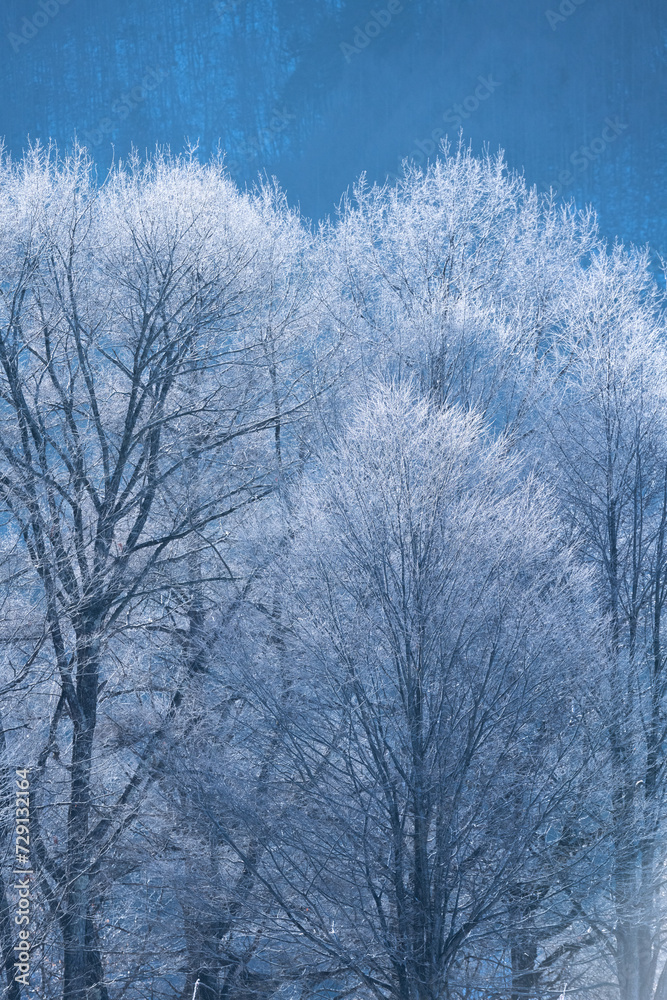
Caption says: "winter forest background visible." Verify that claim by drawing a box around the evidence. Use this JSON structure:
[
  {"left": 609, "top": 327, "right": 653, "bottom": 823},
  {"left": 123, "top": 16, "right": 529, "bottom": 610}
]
[{"left": 0, "top": 3, "right": 666, "bottom": 1000}]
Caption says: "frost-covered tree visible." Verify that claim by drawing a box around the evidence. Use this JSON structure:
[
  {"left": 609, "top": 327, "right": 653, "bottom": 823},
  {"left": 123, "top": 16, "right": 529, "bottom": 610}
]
[
  {"left": 229, "top": 384, "right": 597, "bottom": 1000},
  {"left": 537, "top": 246, "right": 667, "bottom": 1000},
  {"left": 0, "top": 143, "right": 318, "bottom": 1000},
  {"left": 316, "top": 143, "right": 599, "bottom": 440},
  {"left": 0, "top": 138, "right": 662, "bottom": 1000}
]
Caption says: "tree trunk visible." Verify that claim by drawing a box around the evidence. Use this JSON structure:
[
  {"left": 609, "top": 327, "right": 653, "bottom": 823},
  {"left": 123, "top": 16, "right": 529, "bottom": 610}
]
[{"left": 63, "top": 629, "right": 105, "bottom": 1000}]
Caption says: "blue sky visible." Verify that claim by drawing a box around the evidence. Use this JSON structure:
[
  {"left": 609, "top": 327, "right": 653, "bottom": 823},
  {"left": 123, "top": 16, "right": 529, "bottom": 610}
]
[{"left": 0, "top": 0, "right": 665, "bottom": 263}]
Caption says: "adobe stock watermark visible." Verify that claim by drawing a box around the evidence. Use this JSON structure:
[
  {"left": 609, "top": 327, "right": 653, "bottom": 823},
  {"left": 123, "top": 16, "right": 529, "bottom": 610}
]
[
  {"left": 545, "top": 0, "right": 587, "bottom": 31},
  {"left": 7, "top": 0, "right": 72, "bottom": 54},
  {"left": 14, "top": 769, "right": 31, "bottom": 990},
  {"left": 81, "top": 67, "right": 170, "bottom": 148},
  {"left": 388, "top": 75, "right": 501, "bottom": 178},
  {"left": 226, "top": 106, "right": 296, "bottom": 176},
  {"left": 340, "top": 0, "right": 404, "bottom": 63},
  {"left": 541, "top": 116, "right": 628, "bottom": 198},
  {"left": 213, "top": 0, "right": 248, "bottom": 18}
]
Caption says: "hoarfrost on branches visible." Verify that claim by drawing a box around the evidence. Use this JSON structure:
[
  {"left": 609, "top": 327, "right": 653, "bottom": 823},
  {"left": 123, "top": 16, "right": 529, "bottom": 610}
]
[{"left": 0, "top": 141, "right": 663, "bottom": 1000}]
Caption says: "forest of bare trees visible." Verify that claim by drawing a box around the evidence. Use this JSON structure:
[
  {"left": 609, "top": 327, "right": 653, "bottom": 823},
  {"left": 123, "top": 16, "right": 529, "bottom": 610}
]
[{"left": 0, "top": 140, "right": 665, "bottom": 1000}]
